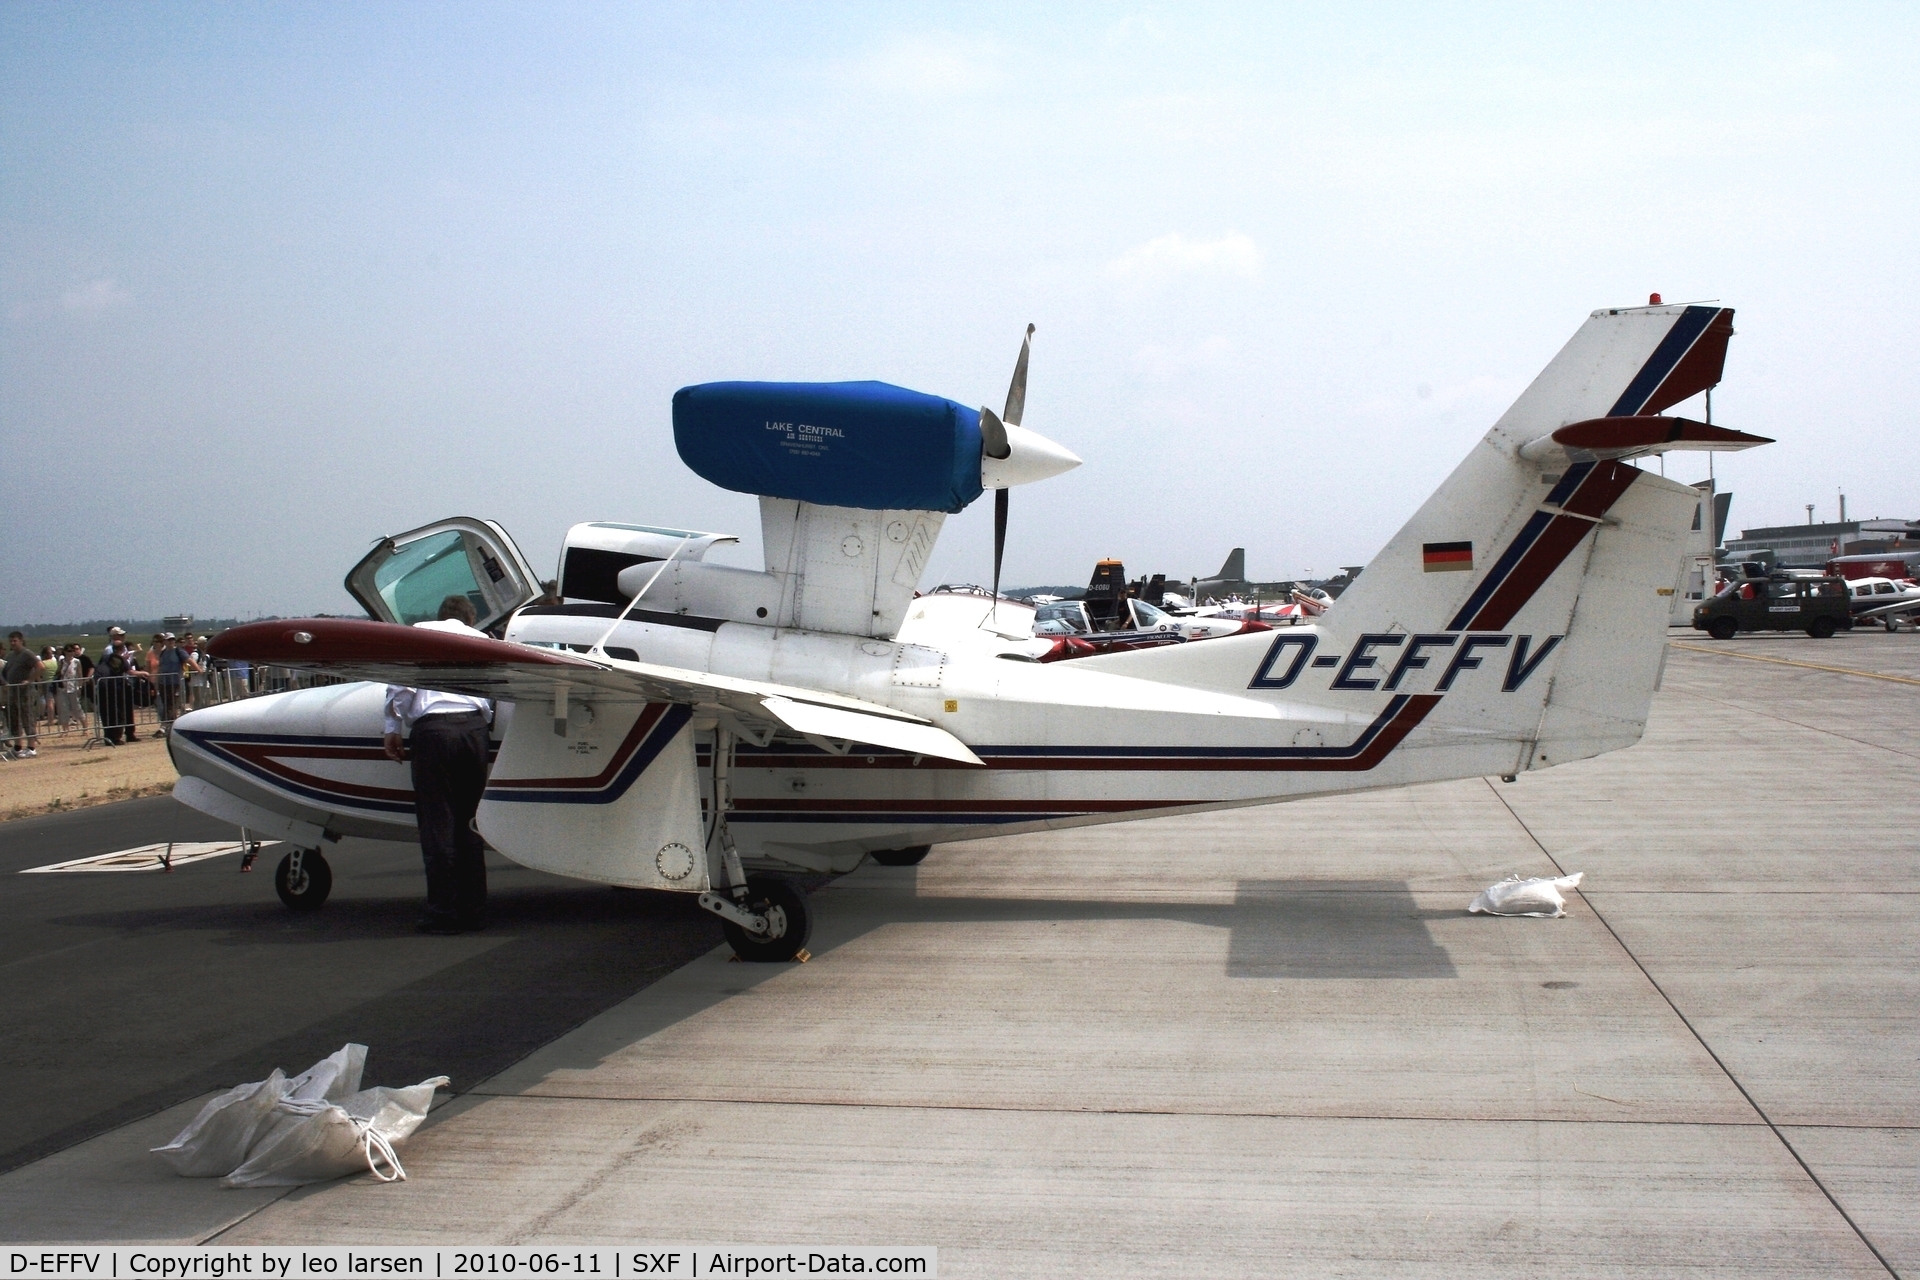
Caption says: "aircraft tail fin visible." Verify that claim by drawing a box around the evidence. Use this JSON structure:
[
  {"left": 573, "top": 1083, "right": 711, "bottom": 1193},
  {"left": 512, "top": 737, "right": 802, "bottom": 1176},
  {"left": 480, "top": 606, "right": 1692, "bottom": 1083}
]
[
  {"left": 1312, "top": 303, "right": 1741, "bottom": 769},
  {"left": 1085, "top": 558, "right": 1128, "bottom": 625},
  {"left": 1217, "top": 548, "right": 1245, "bottom": 582},
  {"left": 1084, "top": 303, "right": 1751, "bottom": 782}
]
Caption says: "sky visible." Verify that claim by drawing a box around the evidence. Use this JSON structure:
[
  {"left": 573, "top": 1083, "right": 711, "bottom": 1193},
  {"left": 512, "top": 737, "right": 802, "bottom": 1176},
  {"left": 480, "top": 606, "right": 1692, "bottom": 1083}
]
[{"left": 3, "top": 2, "right": 1916, "bottom": 622}]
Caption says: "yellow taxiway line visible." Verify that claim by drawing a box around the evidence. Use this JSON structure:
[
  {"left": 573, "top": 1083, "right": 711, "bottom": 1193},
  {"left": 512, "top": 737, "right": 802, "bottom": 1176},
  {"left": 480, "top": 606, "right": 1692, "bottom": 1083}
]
[{"left": 1668, "top": 641, "right": 1920, "bottom": 688}]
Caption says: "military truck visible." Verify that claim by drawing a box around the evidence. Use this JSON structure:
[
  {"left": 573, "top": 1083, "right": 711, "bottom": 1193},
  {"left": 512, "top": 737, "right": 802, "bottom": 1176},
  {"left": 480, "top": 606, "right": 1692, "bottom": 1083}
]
[{"left": 1692, "top": 574, "right": 1852, "bottom": 640}]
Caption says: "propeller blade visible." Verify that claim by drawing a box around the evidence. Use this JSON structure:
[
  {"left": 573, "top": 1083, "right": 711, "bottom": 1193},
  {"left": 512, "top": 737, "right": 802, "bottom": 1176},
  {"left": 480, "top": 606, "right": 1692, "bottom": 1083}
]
[
  {"left": 980, "top": 405, "right": 1010, "bottom": 461},
  {"left": 1002, "top": 323, "right": 1034, "bottom": 427},
  {"left": 991, "top": 487, "right": 1009, "bottom": 608}
]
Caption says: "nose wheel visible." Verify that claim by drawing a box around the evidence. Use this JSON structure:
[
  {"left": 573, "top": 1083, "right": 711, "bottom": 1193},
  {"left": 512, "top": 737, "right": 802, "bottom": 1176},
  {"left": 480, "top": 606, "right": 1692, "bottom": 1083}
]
[{"left": 274, "top": 847, "right": 332, "bottom": 911}]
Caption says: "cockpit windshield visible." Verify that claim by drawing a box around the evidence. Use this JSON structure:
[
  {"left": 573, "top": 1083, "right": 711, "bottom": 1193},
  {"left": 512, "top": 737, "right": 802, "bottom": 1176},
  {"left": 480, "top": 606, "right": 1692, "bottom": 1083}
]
[
  {"left": 1128, "top": 598, "right": 1172, "bottom": 629},
  {"left": 1033, "top": 601, "right": 1092, "bottom": 635}
]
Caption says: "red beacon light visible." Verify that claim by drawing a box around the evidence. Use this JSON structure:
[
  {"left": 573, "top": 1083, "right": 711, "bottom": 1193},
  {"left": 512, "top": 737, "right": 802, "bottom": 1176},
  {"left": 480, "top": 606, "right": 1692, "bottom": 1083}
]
[{"left": 1649, "top": 292, "right": 1663, "bottom": 305}]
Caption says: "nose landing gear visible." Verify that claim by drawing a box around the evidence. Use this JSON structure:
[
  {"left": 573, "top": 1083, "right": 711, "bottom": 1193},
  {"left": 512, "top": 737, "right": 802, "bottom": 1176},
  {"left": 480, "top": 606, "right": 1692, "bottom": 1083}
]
[{"left": 274, "top": 846, "right": 332, "bottom": 911}]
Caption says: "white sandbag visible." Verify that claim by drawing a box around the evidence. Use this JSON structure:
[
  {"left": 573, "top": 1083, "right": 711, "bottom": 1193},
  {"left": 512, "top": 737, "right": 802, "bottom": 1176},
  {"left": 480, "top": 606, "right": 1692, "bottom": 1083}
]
[
  {"left": 1469, "top": 872, "right": 1584, "bottom": 918},
  {"left": 154, "top": 1043, "right": 367, "bottom": 1178},
  {"left": 222, "top": 1076, "right": 449, "bottom": 1188},
  {"left": 151, "top": 1069, "right": 288, "bottom": 1177},
  {"left": 234, "top": 1043, "right": 370, "bottom": 1163},
  {"left": 284, "top": 1043, "right": 368, "bottom": 1102}
]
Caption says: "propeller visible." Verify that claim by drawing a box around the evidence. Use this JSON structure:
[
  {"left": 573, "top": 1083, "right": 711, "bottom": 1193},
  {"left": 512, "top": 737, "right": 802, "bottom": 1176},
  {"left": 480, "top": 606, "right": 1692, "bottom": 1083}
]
[{"left": 982, "top": 324, "right": 1034, "bottom": 619}]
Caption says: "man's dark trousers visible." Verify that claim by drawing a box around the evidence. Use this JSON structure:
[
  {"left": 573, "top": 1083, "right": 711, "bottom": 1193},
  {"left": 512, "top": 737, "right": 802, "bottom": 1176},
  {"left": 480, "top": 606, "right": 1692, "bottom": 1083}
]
[
  {"left": 97, "top": 680, "right": 129, "bottom": 744},
  {"left": 408, "top": 710, "right": 491, "bottom": 928}
]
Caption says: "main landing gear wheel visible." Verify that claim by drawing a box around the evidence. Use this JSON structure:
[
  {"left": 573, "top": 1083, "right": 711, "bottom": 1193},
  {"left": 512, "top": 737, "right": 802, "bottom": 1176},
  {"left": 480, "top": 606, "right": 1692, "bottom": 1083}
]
[
  {"left": 1807, "top": 616, "right": 1837, "bottom": 639},
  {"left": 869, "top": 845, "right": 931, "bottom": 867},
  {"left": 1707, "top": 617, "right": 1738, "bottom": 641},
  {"left": 721, "top": 874, "right": 812, "bottom": 963},
  {"left": 275, "top": 847, "right": 332, "bottom": 911}
]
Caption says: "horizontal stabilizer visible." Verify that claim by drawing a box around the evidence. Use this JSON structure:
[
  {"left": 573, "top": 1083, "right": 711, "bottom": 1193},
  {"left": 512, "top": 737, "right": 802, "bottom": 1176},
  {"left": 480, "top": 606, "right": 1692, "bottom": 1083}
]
[
  {"left": 761, "top": 696, "right": 983, "bottom": 765},
  {"left": 1520, "top": 416, "right": 1772, "bottom": 463}
]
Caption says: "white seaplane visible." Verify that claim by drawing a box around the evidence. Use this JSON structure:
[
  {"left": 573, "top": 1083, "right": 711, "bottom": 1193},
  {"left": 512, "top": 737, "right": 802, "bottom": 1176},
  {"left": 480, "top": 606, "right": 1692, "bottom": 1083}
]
[{"left": 174, "top": 302, "right": 1768, "bottom": 961}]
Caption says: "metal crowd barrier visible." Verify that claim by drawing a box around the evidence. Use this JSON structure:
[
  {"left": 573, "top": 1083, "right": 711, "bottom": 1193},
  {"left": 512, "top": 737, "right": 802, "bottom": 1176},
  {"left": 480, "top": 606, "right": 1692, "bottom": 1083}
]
[{"left": 0, "top": 664, "right": 352, "bottom": 756}]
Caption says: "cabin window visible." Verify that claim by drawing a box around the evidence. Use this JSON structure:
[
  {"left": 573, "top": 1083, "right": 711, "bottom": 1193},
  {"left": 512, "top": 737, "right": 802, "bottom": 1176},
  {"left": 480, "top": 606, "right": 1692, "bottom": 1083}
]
[
  {"left": 1034, "top": 602, "right": 1091, "bottom": 635},
  {"left": 372, "top": 531, "right": 489, "bottom": 625},
  {"left": 1130, "top": 599, "right": 1172, "bottom": 628}
]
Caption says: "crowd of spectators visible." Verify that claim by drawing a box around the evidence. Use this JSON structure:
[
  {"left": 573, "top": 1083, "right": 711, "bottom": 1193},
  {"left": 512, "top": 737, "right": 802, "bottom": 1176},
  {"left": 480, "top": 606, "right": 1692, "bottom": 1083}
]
[{"left": 2, "top": 626, "right": 264, "bottom": 756}]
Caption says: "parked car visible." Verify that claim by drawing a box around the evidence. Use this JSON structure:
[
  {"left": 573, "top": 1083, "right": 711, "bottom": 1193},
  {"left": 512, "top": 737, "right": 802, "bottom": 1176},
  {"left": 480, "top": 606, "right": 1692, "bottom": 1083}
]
[{"left": 1692, "top": 574, "right": 1852, "bottom": 640}]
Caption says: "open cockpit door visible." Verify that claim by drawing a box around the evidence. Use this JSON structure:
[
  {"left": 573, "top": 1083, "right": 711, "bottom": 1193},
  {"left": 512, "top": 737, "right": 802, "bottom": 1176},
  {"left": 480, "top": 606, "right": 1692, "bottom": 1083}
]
[{"left": 345, "top": 517, "right": 541, "bottom": 633}]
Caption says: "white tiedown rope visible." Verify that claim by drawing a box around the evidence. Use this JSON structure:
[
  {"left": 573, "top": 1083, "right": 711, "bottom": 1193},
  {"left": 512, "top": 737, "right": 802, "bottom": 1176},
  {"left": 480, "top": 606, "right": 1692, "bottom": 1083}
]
[{"left": 273, "top": 1096, "right": 409, "bottom": 1182}]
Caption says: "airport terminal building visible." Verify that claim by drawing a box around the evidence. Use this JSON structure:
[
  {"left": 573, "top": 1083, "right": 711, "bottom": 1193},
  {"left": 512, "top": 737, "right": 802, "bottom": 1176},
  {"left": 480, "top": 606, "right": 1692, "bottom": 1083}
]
[{"left": 1723, "top": 517, "right": 1918, "bottom": 569}]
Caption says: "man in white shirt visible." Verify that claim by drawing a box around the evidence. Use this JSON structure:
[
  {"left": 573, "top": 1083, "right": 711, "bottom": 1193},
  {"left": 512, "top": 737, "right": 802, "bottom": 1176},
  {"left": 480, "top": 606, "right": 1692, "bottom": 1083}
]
[{"left": 383, "top": 595, "right": 495, "bottom": 934}]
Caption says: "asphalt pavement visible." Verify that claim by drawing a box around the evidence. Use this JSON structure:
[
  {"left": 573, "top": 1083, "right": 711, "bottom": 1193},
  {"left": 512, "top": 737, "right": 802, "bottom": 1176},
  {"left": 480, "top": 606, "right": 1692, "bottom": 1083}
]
[
  {"left": 1, "top": 633, "right": 1914, "bottom": 1273},
  {"left": 0, "top": 796, "right": 728, "bottom": 1174}
]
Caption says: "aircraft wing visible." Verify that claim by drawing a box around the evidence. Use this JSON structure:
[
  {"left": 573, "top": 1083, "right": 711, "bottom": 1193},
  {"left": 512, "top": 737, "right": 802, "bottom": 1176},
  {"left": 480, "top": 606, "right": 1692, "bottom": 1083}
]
[
  {"left": 1857, "top": 596, "right": 1920, "bottom": 623},
  {"left": 208, "top": 618, "right": 983, "bottom": 765}
]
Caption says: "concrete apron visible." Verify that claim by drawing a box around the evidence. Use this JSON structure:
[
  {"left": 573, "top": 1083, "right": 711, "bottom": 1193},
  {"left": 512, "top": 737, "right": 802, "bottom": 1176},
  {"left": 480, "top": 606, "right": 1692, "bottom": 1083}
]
[{"left": 0, "top": 636, "right": 1914, "bottom": 1277}]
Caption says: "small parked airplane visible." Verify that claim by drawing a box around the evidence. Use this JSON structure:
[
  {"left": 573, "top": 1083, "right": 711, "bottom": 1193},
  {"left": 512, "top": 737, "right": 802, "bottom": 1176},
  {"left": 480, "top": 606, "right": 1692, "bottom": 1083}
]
[
  {"left": 1052, "top": 557, "right": 1249, "bottom": 641},
  {"left": 1845, "top": 576, "right": 1920, "bottom": 630},
  {"left": 175, "top": 302, "right": 1768, "bottom": 961}
]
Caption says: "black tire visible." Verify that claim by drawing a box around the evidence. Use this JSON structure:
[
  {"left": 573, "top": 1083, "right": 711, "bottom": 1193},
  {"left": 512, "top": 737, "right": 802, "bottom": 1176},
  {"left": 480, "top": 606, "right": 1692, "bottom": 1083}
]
[
  {"left": 274, "top": 848, "right": 332, "bottom": 911},
  {"left": 869, "top": 845, "right": 931, "bottom": 867},
  {"left": 1808, "top": 616, "right": 1837, "bottom": 639},
  {"left": 1707, "top": 617, "right": 1738, "bottom": 641},
  {"left": 721, "top": 874, "right": 812, "bottom": 962}
]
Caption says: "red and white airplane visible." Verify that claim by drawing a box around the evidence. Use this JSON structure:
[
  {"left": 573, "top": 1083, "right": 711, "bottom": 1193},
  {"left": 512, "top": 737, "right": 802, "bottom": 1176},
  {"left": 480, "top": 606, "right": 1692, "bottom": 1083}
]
[{"left": 173, "top": 304, "right": 1768, "bottom": 961}]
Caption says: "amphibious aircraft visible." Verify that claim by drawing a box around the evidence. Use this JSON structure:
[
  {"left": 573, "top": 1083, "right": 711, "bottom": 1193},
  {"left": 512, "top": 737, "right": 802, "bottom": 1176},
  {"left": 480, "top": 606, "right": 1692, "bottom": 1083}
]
[{"left": 175, "top": 301, "right": 1769, "bottom": 961}]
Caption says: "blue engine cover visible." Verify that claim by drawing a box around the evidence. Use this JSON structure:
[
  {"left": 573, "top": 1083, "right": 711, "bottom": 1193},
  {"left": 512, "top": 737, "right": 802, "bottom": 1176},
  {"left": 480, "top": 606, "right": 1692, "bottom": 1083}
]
[{"left": 673, "top": 381, "right": 985, "bottom": 513}]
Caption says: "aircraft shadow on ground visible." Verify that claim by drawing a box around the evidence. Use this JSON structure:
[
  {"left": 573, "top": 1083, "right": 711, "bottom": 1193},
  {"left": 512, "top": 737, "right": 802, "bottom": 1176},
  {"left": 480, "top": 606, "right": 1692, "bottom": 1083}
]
[
  {"left": 14, "top": 872, "right": 1453, "bottom": 1166},
  {"left": 506, "top": 873, "right": 1460, "bottom": 1082},
  {"left": 808, "top": 874, "right": 1457, "bottom": 981},
  {"left": 47, "top": 882, "right": 716, "bottom": 946}
]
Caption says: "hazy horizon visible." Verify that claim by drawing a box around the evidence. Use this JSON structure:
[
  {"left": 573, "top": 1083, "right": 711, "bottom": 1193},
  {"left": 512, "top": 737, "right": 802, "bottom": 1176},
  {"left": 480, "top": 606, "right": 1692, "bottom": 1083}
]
[{"left": 5, "top": 4, "right": 1916, "bottom": 623}]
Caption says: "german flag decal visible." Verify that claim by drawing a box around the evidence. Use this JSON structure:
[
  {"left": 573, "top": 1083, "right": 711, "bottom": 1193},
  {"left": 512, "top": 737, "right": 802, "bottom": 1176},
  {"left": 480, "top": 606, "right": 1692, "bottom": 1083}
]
[{"left": 1422, "top": 541, "right": 1473, "bottom": 573}]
